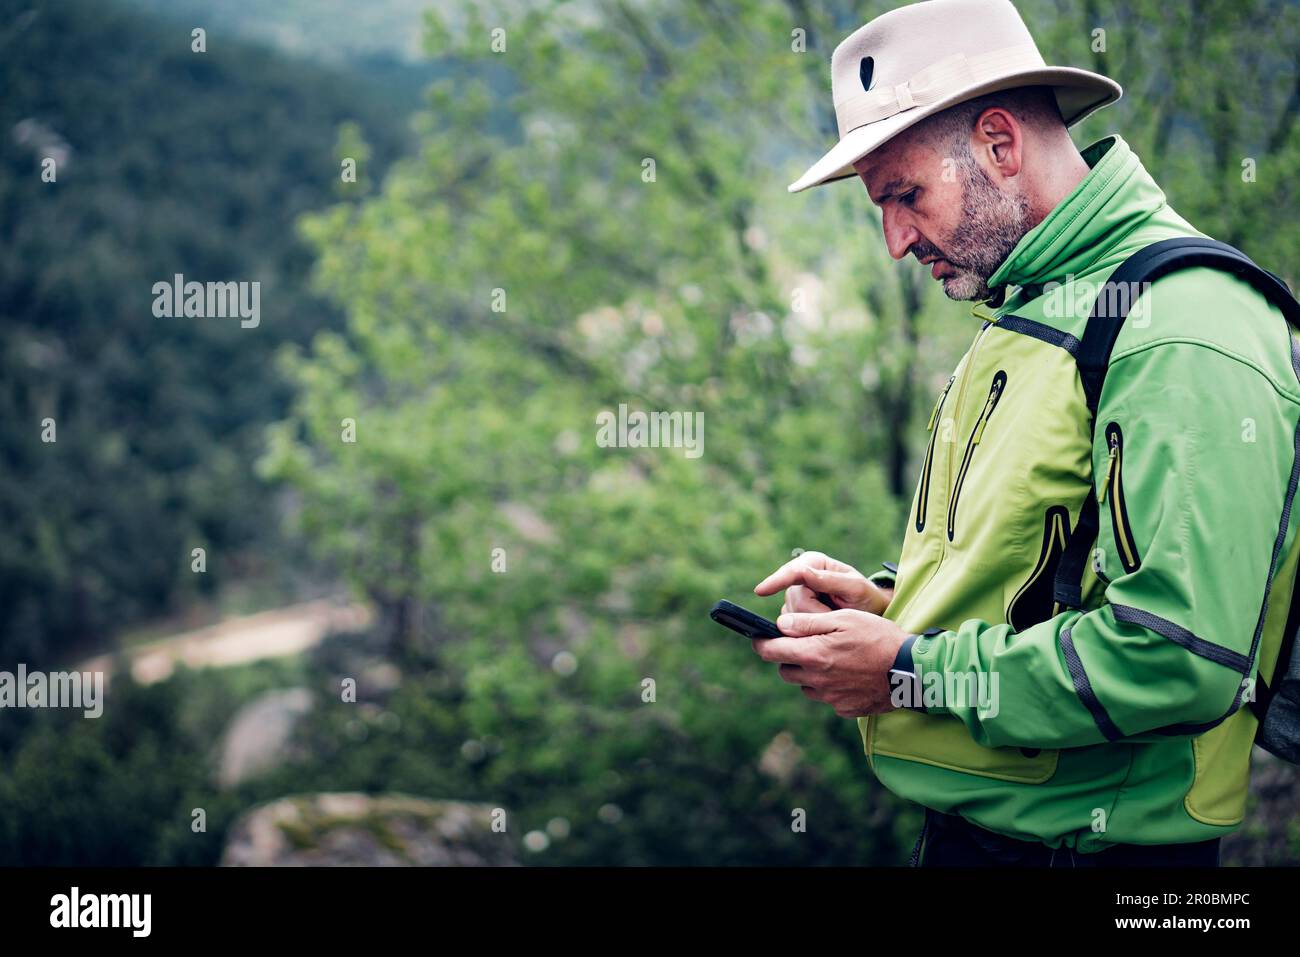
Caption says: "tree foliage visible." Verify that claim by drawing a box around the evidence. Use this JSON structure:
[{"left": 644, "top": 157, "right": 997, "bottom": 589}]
[
  {"left": 0, "top": 0, "right": 410, "bottom": 661},
  {"left": 262, "top": 0, "right": 1300, "bottom": 864}
]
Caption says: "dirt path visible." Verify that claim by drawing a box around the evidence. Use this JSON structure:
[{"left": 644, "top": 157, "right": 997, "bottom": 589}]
[{"left": 81, "top": 599, "right": 371, "bottom": 685}]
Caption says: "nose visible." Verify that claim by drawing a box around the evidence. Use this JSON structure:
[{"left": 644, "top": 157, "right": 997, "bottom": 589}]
[{"left": 881, "top": 205, "right": 920, "bottom": 261}]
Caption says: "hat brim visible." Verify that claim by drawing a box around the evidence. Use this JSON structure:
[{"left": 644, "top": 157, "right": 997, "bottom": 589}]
[{"left": 787, "top": 67, "right": 1122, "bottom": 193}]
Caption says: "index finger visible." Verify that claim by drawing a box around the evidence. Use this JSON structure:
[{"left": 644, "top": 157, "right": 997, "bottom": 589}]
[{"left": 754, "top": 558, "right": 813, "bottom": 596}]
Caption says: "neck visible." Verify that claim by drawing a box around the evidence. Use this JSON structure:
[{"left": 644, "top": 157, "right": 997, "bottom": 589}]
[{"left": 1023, "top": 136, "right": 1091, "bottom": 228}]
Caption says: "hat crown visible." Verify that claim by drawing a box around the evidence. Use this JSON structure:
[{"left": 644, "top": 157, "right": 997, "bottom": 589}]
[
  {"left": 830, "top": 0, "right": 1044, "bottom": 109},
  {"left": 786, "top": 0, "right": 1121, "bottom": 192}
]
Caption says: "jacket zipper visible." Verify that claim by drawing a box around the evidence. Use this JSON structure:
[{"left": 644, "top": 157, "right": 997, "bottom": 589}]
[
  {"left": 1099, "top": 421, "right": 1141, "bottom": 572},
  {"left": 890, "top": 318, "right": 992, "bottom": 629},
  {"left": 915, "top": 375, "right": 956, "bottom": 532},
  {"left": 946, "top": 370, "right": 1007, "bottom": 541},
  {"left": 944, "top": 321, "right": 993, "bottom": 502}
]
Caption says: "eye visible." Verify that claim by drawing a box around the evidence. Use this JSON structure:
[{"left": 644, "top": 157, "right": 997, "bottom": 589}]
[{"left": 899, "top": 188, "right": 919, "bottom": 208}]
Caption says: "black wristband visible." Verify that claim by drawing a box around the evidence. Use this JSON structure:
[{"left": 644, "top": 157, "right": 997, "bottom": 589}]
[
  {"left": 888, "top": 634, "right": 921, "bottom": 710},
  {"left": 892, "top": 633, "right": 918, "bottom": 672}
]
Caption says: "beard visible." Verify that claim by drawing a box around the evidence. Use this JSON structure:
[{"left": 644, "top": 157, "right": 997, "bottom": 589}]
[{"left": 917, "top": 158, "right": 1030, "bottom": 302}]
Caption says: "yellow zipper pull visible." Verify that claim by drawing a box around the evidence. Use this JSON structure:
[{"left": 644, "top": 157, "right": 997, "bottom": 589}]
[
  {"left": 927, "top": 376, "right": 955, "bottom": 431},
  {"left": 1099, "top": 436, "right": 1119, "bottom": 503},
  {"left": 972, "top": 381, "right": 1002, "bottom": 444},
  {"left": 926, "top": 395, "right": 942, "bottom": 432}
]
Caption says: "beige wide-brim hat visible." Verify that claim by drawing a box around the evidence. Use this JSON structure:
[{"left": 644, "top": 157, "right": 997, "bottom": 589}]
[{"left": 788, "top": 0, "right": 1122, "bottom": 193}]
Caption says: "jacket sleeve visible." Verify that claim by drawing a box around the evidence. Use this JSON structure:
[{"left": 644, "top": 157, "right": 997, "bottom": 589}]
[
  {"left": 907, "top": 332, "right": 1300, "bottom": 750},
  {"left": 867, "top": 561, "right": 898, "bottom": 591}
]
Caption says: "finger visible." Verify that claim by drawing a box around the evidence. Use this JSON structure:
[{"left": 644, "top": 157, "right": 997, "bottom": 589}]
[
  {"left": 776, "top": 611, "right": 845, "bottom": 638},
  {"left": 803, "top": 567, "right": 871, "bottom": 606},
  {"left": 753, "top": 557, "right": 806, "bottom": 596},
  {"left": 751, "top": 636, "right": 820, "bottom": 667},
  {"left": 787, "top": 584, "right": 831, "bottom": 613},
  {"left": 753, "top": 551, "right": 834, "bottom": 596},
  {"left": 778, "top": 663, "right": 815, "bottom": 686}
]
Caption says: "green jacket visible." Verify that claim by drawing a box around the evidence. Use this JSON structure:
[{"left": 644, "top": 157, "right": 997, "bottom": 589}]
[{"left": 868, "top": 134, "right": 1300, "bottom": 851}]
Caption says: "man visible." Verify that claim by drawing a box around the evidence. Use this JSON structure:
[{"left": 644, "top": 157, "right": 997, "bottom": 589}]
[{"left": 753, "top": 0, "right": 1300, "bottom": 866}]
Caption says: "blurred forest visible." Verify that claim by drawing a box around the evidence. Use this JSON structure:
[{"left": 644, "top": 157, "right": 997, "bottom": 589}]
[{"left": 1, "top": 0, "right": 1298, "bottom": 865}]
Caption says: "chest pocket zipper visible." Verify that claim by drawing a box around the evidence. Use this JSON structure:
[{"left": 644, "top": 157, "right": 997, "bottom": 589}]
[
  {"left": 947, "top": 370, "right": 1007, "bottom": 542},
  {"left": 1099, "top": 422, "right": 1141, "bottom": 573},
  {"left": 915, "top": 375, "right": 956, "bottom": 532}
]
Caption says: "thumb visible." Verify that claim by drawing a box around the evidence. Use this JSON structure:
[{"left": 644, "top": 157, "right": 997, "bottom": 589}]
[{"left": 776, "top": 611, "right": 842, "bottom": 637}]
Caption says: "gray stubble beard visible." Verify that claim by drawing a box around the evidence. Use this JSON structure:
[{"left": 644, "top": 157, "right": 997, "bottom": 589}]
[{"left": 939, "top": 157, "right": 1031, "bottom": 302}]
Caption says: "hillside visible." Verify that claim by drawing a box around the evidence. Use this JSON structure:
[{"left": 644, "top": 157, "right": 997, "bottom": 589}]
[{"left": 0, "top": 0, "right": 413, "bottom": 664}]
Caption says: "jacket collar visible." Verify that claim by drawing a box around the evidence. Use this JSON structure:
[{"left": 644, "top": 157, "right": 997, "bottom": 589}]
[{"left": 984, "top": 134, "right": 1168, "bottom": 304}]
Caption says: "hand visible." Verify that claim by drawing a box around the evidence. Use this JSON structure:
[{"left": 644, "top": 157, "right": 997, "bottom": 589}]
[
  {"left": 750, "top": 609, "right": 910, "bottom": 717},
  {"left": 753, "top": 551, "right": 893, "bottom": 617}
]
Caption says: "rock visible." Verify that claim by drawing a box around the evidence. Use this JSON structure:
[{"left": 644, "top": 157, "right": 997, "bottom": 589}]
[
  {"left": 220, "top": 794, "right": 517, "bottom": 866},
  {"left": 217, "top": 688, "right": 314, "bottom": 789}
]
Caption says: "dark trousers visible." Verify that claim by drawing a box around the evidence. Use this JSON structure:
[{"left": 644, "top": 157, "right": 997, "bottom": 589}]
[{"left": 913, "top": 808, "right": 1221, "bottom": 867}]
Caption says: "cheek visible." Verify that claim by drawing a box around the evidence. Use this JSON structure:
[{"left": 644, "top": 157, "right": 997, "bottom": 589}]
[
  {"left": 918, "top": 208, "right": 957, "bottom": 250},
  {"left": 921, "top": 180, "right": 961, "bottom": 221},
  {"left": 906, "top": 215, "right": 939, "bottom": 252}
]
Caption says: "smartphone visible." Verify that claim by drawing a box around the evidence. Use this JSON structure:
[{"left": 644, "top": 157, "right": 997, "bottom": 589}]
[{"left": 709, "top": 599, "right": 783, "bottom": 640}]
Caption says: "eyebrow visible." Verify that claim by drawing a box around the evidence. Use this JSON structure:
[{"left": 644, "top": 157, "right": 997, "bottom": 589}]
[{"left": 868, "top": 177, "right": 910, "bottom": 205}]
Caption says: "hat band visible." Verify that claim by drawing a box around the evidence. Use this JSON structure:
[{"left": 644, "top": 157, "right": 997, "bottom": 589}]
[{"left": 835, "top": 43, "right": 1048, "bottom": 138}]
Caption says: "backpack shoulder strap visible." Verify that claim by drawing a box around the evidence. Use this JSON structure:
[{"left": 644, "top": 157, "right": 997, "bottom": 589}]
[
  {"left": 1074, "top": 237, "right": 1300, "bottom": 414},
  {"left": 1052, "top": 237, "right": 1300, "bottom": 612}
]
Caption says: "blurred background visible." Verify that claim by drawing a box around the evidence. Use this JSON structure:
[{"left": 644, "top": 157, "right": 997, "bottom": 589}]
[{"left": 1, "top": 0, "right": 1297, "bottom": 865}]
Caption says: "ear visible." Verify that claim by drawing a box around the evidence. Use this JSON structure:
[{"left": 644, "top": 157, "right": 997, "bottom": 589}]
[{"left": 971, "top": 107, "right": 1023, "bottom": 180}]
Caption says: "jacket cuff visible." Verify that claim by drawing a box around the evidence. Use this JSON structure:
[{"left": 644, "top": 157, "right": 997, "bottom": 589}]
[
  {"left": 868, "top": 560, "right": 899, "bottom": 591},
  {"left": 898, "top": 627, "right": 951, "bottom": 713}
]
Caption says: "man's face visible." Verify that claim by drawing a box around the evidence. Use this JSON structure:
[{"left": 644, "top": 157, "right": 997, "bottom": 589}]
[{"left": 854, "top": 132, "right": 1028, "bottom": 301}]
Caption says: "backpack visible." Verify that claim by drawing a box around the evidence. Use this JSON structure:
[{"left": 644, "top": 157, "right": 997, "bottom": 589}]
[{"left": 1048, "top": 237, "right": 1300, "bottom": 763}]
